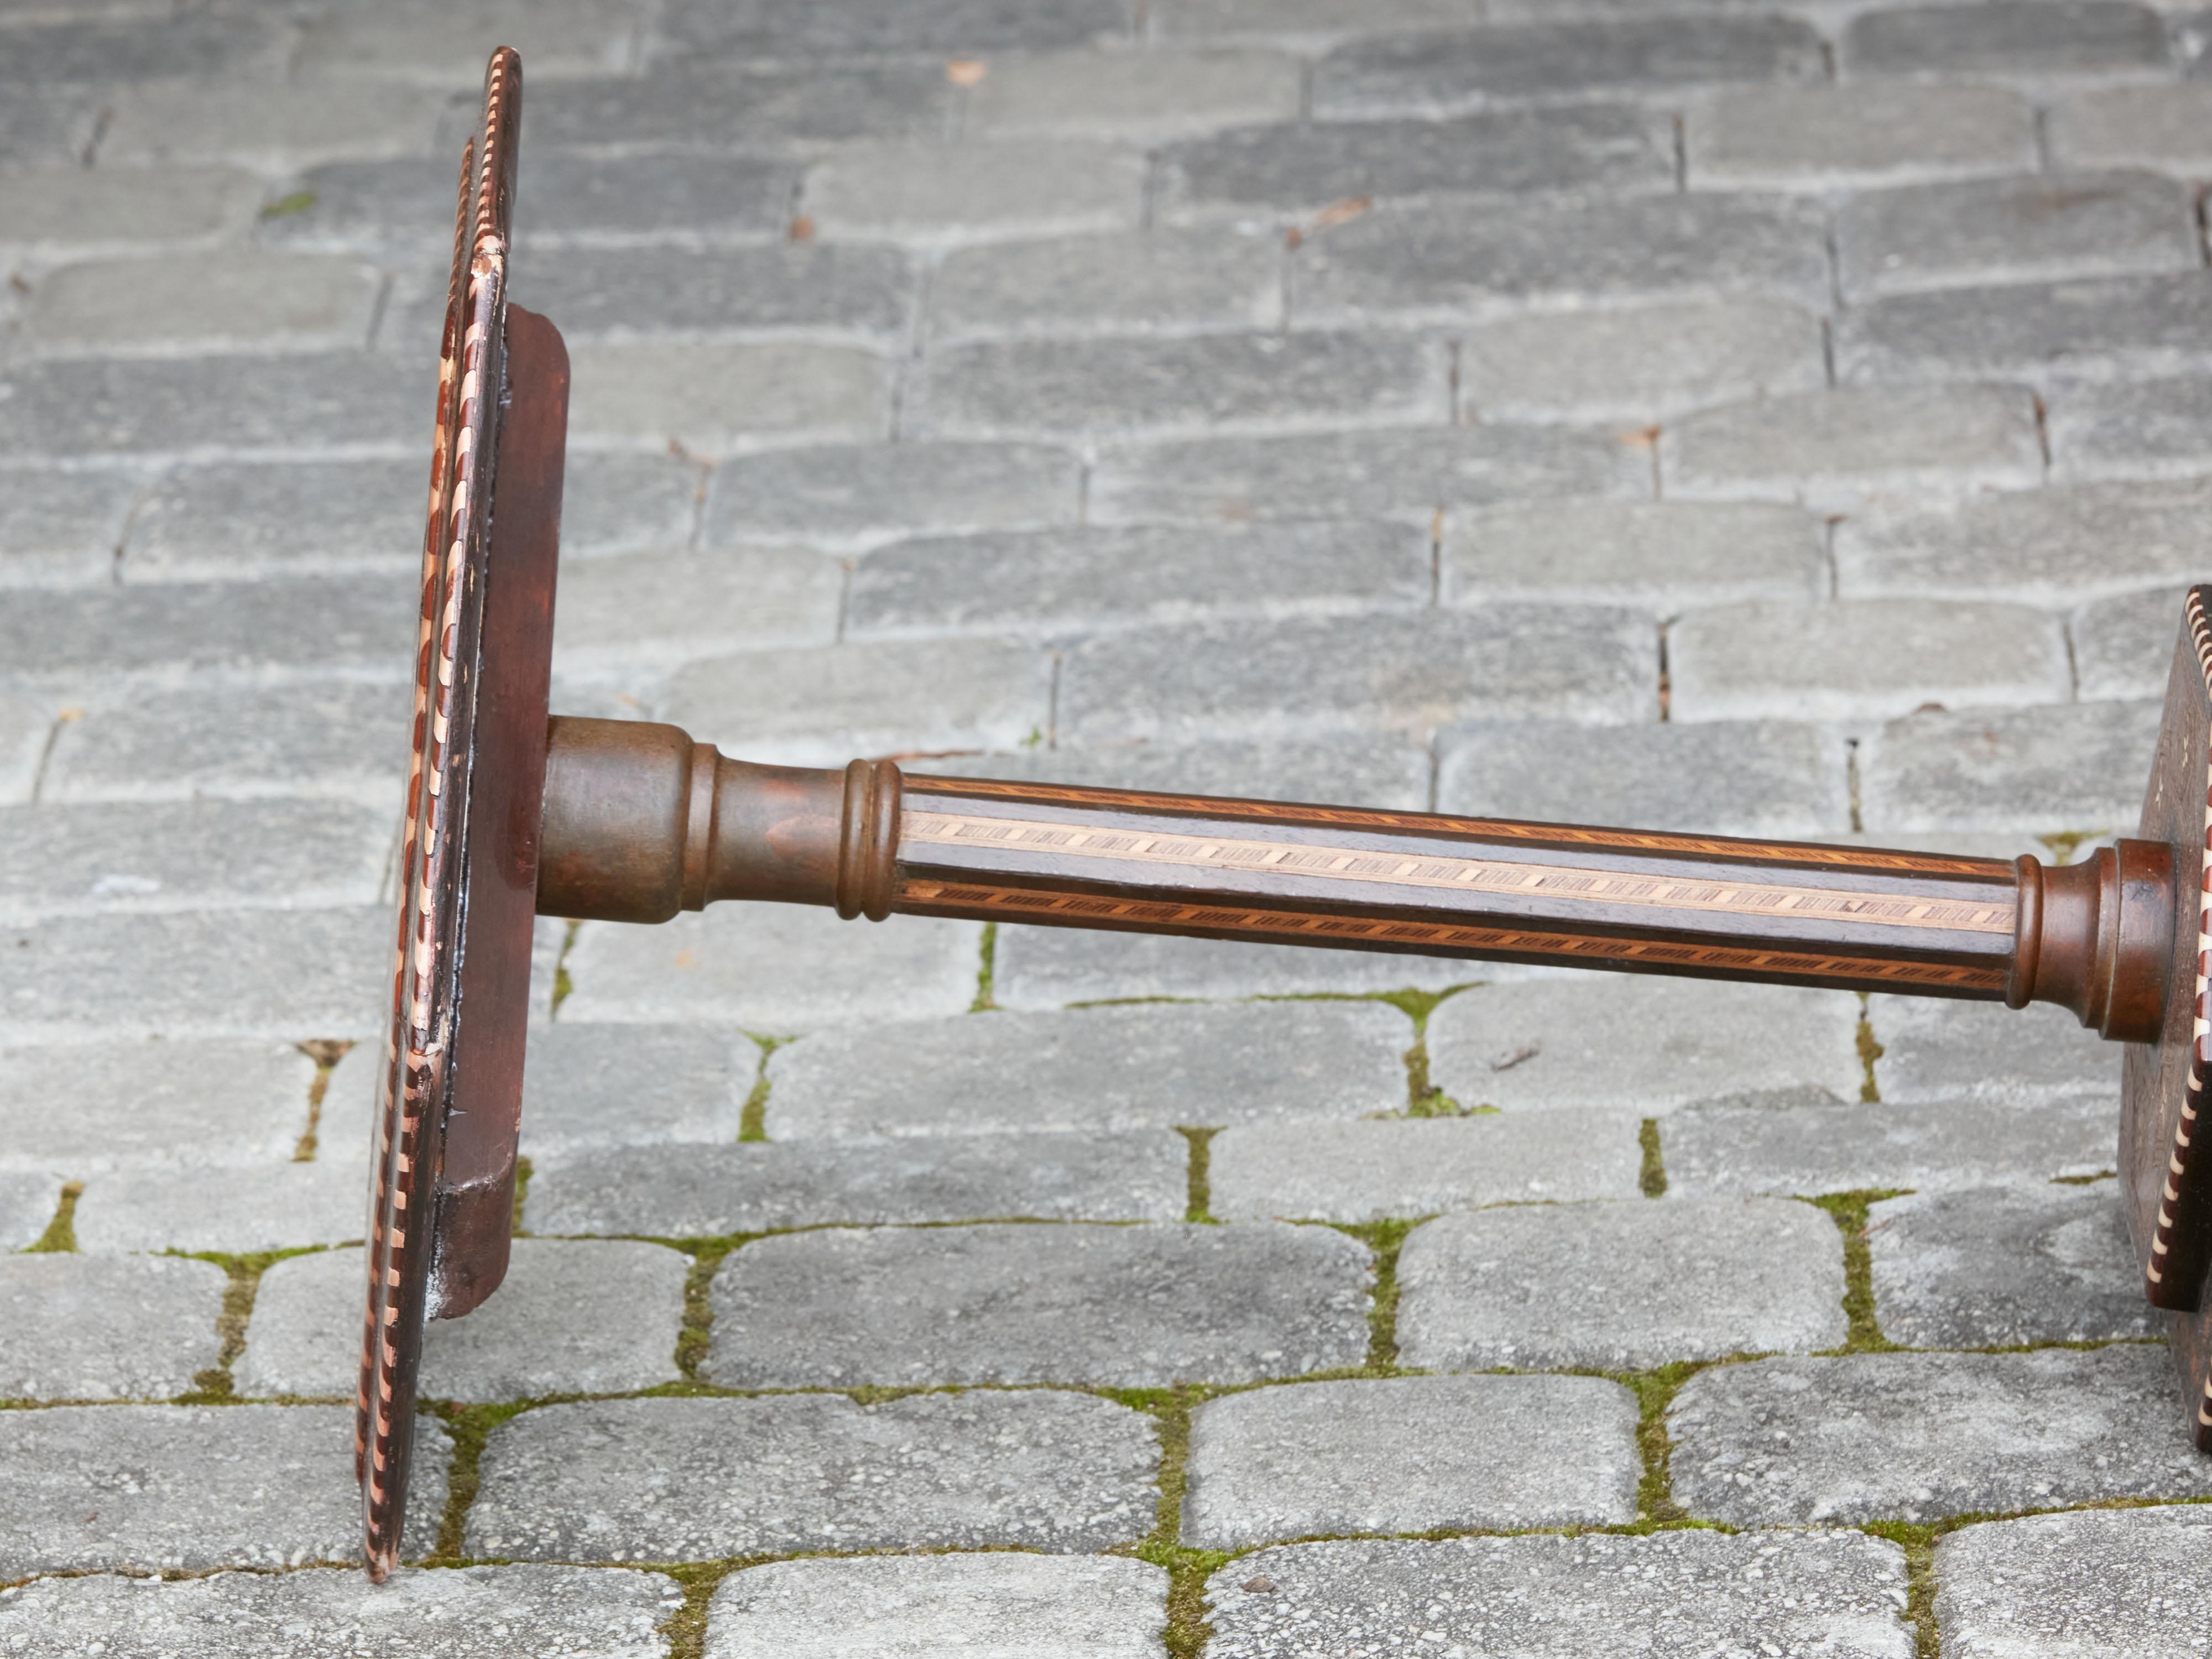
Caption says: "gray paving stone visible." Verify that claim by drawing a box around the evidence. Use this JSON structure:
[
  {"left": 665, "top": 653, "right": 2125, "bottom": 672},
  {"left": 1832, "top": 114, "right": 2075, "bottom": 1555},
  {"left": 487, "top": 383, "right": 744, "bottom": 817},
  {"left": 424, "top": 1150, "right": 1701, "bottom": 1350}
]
[
  {"left": 2051, "top": 81, "right": 2212, "bottom": 169},
  {"left": 993, "top": 926, "right": 1488, "bottom": 1007},
  {"left": 239, "top": 1240, "right": 687, "bottom": 1402},
  {"left": 930, "top": 227, "right": 1282, "bottom": 343},
  {"left": 0, "top": 1173, "right": 55, "bottom": 1250},
  {"left": 1060, "top": 607, "right": 1655, "bottom": 744},
  {"left": 1089, "top": 423, "right": 1652, "bottom": 525},
  {"left": 1838, "top": 477, "right": 2212, "bottom": 607},
  {"left": 0, "top": 164, "right": 255, "bottom": 253},
  {"left": 1316, "top": 17, "right": 1822, "bottom": 121},
  {"left": 846, "top": 520, "right": 1427, "bottom": 640},
  {"left": 0, "top": 797, "right": 391, "bottom": 920},
  {"left": 1840, "top": 273, "right": 2212, "bottom": 385},
  {"left": 1859, "top": 701, "right": 2161, "bottom": 834},
  {"left": 906, "top": 330, "right": 1448, "bottom": 444},
  {"left": 295, "top": 0, "right": 639, "bottom": 84},
  {"left": 1844, "top": 2, "right": 2171, "bottom": 80},
  {"left": 0, "top": 906, "right": 388, "bottom": 1045},
  {"left": 1839, "top": 171, "right": 2196, "bottom": 302},
  {"left": 1460, "top": 298, "right": 1825, "bottom": 423},
  {"left": 0, "top": 15, "right": 281, "bottom": 85},
  {"left": 1446, "top": 500, "right": 1825, "bottom": 615},
  {"left": 706, "top": 1220, "right": 1371, "bottom": 1387},
  {"left": 0, "top": 1254, "right": 224, "bottom": 1401},
  {"left": 1397, "top": 1197, "right": 1848, "bottom": 1371},
  {"left": 1663, "top": 385, "right": 2044, "bottom": 512},
  {"left": 1934, "top": 1505, "right": 2212, "bottom": 1658},
  {"left": 1669, "top": 598, "right": 2070, "bottom": 723},
  {"left": 71, "top": 1160, "right": 372, "bottom": 1255},
  {"left": 1151, "top": 0, "right": 1481, "bottom": 42},
  {"left": 0, "top": 87, "right": 103, "bottom": 168},
  {"left": 528, "top": 1131, "right": 1190, "bottom": 1236},
  {"left": 966, "top": 48, "right": 1301, "bottom": 140},
  {"left": 0, "top": 696, "right": 47, "bottom": 804},
  {"left": 1203, "top": 1531, "right": 1913, "bottom": 1659},
  {"left": 530, "top": 64, "right": 953, "bottom": 152},
  {"left": 467, "top": 1391, "right": 1156, "bottom": 1559},
  {"left": 0, "top": 1039, "right": 312, "bottom": 1176},
  {"left": 1295, "top": 193, "right": 1829, "bottom": 327},
  {"left": 0, "top": 1566, "right": 687, "bottom": 1659},
  {"left": 702, "top": 441, "right": 1079, "bottom": 553},
  {"left": 930, "top": 732, "right": 1428, "bottom": 812},
  {"left": 1871, "top": 995, "right": 2117, "bottom": 1108},
  {"left": 1209, "top": 1112, "right": 1646, "bottom": 1224},
  {"left": 1687, "top": 82, "right": 2038, "bottom": 189},
  {"left": 1662, "top": 1092, "right": 2117, "bottom": 1197},
  {"left": 1438, "top": 717, "right": 1851, "bottom": 838},
  {"left": 1669, "top": 1346, "right": 2212, "bottom": 1526},
  {"left": 99, "top": 77, "right": 446, "bottom": 172},
  {"left": 567, "top": 340, "right": 891, "bottom": 456},
  {"left": 706, "top": 1555, "right": 1169, "bottom": 1659},
  {"left": 528, "top": 243, "right": 912, "bottom": 347},
  {"left": 0, "top": 353, "right": 423, "bottom": 460},
  {"left": 1428, "top": 974, "right": 1864, "bottom": 1116},
  {"left": 803, "top": 142, "right": 1144, "bottom": 246},
  {"left": 1869, "top": 1185, "right": 2152, "bottom": 1347},
  {"left": 43, "top": 680, "right": 409, "bottom": 808},
  {"left": 558, "top": 905, "right": 983, "bottom": 1032},
  {"left": 0, "top": 470, "right": 135, "bottom": 589},
  {"left": 1158, "top": 106, "right": 1674, "bottom": 222},
  {"left": 554, "top": 546, "right": 842, "bottom": 669},
  {"left": 20, "top": 253, "right": 379, "bottom": 359},
  {"left": 2048, "top": 374, "right": 2212, "bottom": 481},
  {"left": 656, "top": 0, "right": 1125, "bottom": 58},
  {"left": 0, "top": 1405, "right": 448, "bottom": 1577},
  {"left": 764, "top": 1000, "right": 1411, "bottom": 1139},
  {"left": 123, "top": 458, "right": 421, "bottom": 583},
  {"left": 2074, "top": 584, "right": 2188, "bottom": 701},
  {"left": 663, "top": 635, "right": 1050, "bottom": 765},
  {"left": 1184, "top": 1374, "right": 1639, "bottom": 1549}
]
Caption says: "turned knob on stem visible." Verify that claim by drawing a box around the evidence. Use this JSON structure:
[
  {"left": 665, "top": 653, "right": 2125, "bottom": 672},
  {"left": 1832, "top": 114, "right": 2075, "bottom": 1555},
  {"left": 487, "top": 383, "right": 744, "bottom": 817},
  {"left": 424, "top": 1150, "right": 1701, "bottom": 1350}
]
[{"left": 2008, "top": 841, "right": 2176, "bottom": 1045}]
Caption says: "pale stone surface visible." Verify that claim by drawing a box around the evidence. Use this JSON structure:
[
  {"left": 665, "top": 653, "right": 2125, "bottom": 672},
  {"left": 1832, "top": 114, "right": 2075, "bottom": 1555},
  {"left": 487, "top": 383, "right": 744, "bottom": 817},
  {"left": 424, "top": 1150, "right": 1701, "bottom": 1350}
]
[
  {"left": 559, "top": 901, "right": 983, "bottom": 1033},
  {"left": 1870, "top": 995, "right": 2117, "bottom": 1107},
  {"left": 930, "top": 731, "right": 1430, "bottom": 810},
  {"left": 552, "top": 546, "right": 842, "bottom": 669},
  {"left": 1663, "top": 1093, "right": 2115, "bottom": 1197},
  {"left": 0, "top": 1567, "right": 686, "bottom": 1659},
  {"left": 71, "top": 1159, "right": 371, "bottom": 1255},
  {"left": 99, "top": 77, "right": 447, "bottom": 170},
  {"left": 1859, "top": 700, "right": 2161, "bottom": 833},
  {"left": 0, "top": 164, "right": 258, "bottom": 250},
  {"left": 707, "top": 1556, "right": 1170, "bottom": 1659},
  {"left": 994, "top": 925, "right": 1489, "bottom": 1007},
  {"left": 0, "top": 1174, "right": 55, "bottom": 1250},
  {"left": 1668, "top": 598, "right": 2072, "bottom": 723},
  {"left": 1839, "top": 272, "right": 2212, "bottom": 386},
  {"left": 1209, "top": 1112, "right": 1646, "bottom": 1222},
  {"left": 763, "top": 1001, "right": 1411, "bottom": 1138},
  {"left": 0, "top": 1040, "right": 313, "bottom": 1176},
  {"left": 528, "top": 1132, "right": 1190, "bottom": 1236},
  {"left": 240, "top": 1240, "right": 687, "bottom": 1402},
  {"left": 2049, "top": 374, "right": 2212, "bottom": 482},
  {"left": 0, "top": 1406, "right": 448, "bottom": 1576},
  {"left": 1183, "top": 1375, "right": 1640, "bottom": 1548},
  {"left": 931, "top": 227, "right": 1283, "bottom": 342},
  {"left": 802, "top": 142, "right": 1145, "bottom": 245},
  {"left": 1204, "top": 1532, "right": 1914, "bottom": 1658},
  {"left": 1427, "top": 974, "right": 1863, "bottom": 1115},
  {"left": 1688, "top": 82, "right": 2037, "bottom": 189},
  {"left": 566, "top": 341, "right": 891, "bottom": 456},
  {"left": 1669, "top": 1347, "right": 2212, "bottom": 1526},
  {"left": 0, "top": 574, "right": 413, "bottom": 682},
  {"left": 0, "top": 472, "right": 134, "bottom": 589},
  {"left": 467, "top": 1391, "right": 1156, "bottom": 1560},
  {"left": 1397, "top": 1198, "right": 1848, "bottom": 1371},
  {"left": 706, "top": 1221, "right": 1371, "bottom": 1387},
  {"left": 21, "top": 253, "right": 380, "bottom": 358},
  {"left": 295, "top": 0, "right": 638, "bottom": 83},
  {"left": 0, "top": 1254, "right": 225, "bottom": 1400},
  {"left": 1843, "top": 2, "right": 2169, "bottom": 79},
  {"left": 703, "top": 441, "right": 1080, "bottom": 552},
  {"left": 1868, "top": 1185, "right": 2153, "bottom": 1348},
  {"left": 966, "top": 48, "right": 1301, "bottom": 139},
  {"left": 1460, "top": 299, "right": 1825, "bottom": 422},
  {"left": 1446, "top": 499, "right": 1825, "bottom": 614},
  {"left": 517, "top": 242, "right": 909, "bottom": 347},
  {"left": 124, "top": 458, "right": 424, "bottom": 582},
  {"left": 0, "top": 354, "right": 422, "bottom": 460},
  {"left": 2074, "top": 585, "right": 2185, "bottom": 701},
  {"left": 2052, "top": 82, "right": 2212, "bottom": 170},
  {"left": 1935, "top": 1506, "right": 2212, "bottom": 1658}
]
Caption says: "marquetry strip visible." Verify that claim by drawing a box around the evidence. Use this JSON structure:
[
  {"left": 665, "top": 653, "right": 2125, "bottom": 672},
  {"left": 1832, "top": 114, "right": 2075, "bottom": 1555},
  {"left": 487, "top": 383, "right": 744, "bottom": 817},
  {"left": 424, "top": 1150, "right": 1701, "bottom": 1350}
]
[
  {"left": 900, "top": 810, "right": 2016, "bottom": 937},
  {"left": 900, "top": 878, "right": 2009, "bottom": 992},
  {"left": 912, "top": 777, "right": 2009, "bottom": 878}
]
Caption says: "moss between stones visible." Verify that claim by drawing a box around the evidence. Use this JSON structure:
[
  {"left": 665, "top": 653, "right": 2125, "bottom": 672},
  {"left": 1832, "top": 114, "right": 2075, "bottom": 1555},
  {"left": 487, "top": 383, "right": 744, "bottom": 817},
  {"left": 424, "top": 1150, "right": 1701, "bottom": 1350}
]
[
  {"left": 970, "top": 923, "right": 999, "bottom": 1013},
  {"left": 1639, "top": 1119, "right": 1667, "bottom": 1197},
  {"left": 23, "top": 1182, "right": 82, "bottom": 1254},
  {"left": 291, "top": 1039, "right": 352, "bottom": 1162},
  {"left": 1804, "top": 1190, "right": 1910, "bottom": 1353}
]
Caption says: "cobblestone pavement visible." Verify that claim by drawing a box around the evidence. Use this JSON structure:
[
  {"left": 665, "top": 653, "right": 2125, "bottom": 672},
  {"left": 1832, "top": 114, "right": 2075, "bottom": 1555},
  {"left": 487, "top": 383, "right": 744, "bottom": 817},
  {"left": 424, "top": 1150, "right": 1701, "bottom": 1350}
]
[{"left": 5, "top": 0, "right": 2212, "bottom": 1654}]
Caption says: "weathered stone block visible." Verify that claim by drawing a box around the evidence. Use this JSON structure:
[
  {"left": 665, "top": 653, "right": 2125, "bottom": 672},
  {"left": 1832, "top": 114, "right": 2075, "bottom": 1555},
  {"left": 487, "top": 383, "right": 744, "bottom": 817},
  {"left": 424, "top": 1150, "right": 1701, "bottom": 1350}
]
[
  {"left": 706, "top": 1556, "right": 1168, "bottom": 1659},
  {"left": 1438, "top": 717, "right": 1851, "bottom": 837},
  {"left": 1428, "top": 974, "right": 1863, "bottom": 1115},
  {"left": 1397, "top": 1197, "right": 1848, "bottom": 1370},
  {"left": 765, "top": 1000, "right": 1411, "bottom": 1138},
  {"left": 1687, "top": 83, "right": 2036, "bottom": 189},
  {"left": 1670, "top": 1346, "right": 2212, "bottom": 1526},
  {"left": 707, "top": 1220, "right": 1371, "bottom": 1386},
  {"left": 239, "top": 1240, "right": 686, "bottom": 1401},
  {"left": 1839, "top": 273, "right": 2212, "bottom": 385},
  {"left": 929, "top": 729, "right": 1428, "bottom": 808},
  {"left": 530, "top": 64, "right": 952, "bottom": 152},
  {"left": 0, "top": 1039, "right": 312, "bottom": 1176},
  {"left": 2049, "top": 374, "right": 2212, "bottom": 482},
  {"left": 2051, "top": 82, "right": 2212, "bottom": 169},
  {"left": 1871, "top": 994, "right": 2121, "bottom": 1107},
  {"left": 1210, "top": 1111, "right": 1645, "bottom": 1223},
  {"left": 1859, "top": 700, "right": 2160, "bottom": 834},
  {"left": 295, "top": 0, "right": 639, "bottom": 84},
  {"left": 0, "top": 1173, "right": 55, "bottom": 1250},
  {"left": 2073, "top": 585, "right": 2185, "bottom": 701},
  {"left": 22, "top": 253, "right": 379, "bottom": 358},
  {"left": 552, "top": 546, "right": 841, "bottom": 669},
  {"left": 846, "top": 520, "right": 1427, "bottom": 640},
  {"left": 0, "top": 163, "right": 255, "bottom": 251},
  {"left": 1445, "top": 499, "right": 1825, "bottom": 614},
  {"left": 566, "top": 341, "right": 891, "bottom": 456},
  {"left": 0, "top": 697, "right": 46, "bottom": 804},
  {"left": 124, "top": 458, "right": 422, "bottom": 582},
  {"left": 467, "top": 1391, "right": 1156, "bottom": 1559},
  {"left": 655, "top": 0, "right": 1127, "bottom": 58},
  {"left": 99, "top": 78, "right": 446, "bottom": 172},
  {"left": 929, "top": 227, "right": 1282, "bottom": 342},
  {"left": 0, "top": 353, "right": 423, "bottom": 460},
  {"left": 0, "top": 470, "right": 135, "bottom": 589},
  {"left": 1183, "top": 1374, "right": 1640, "bottom": 1548},
  {"left": 0, "top": 1254, "right": 225, "bottom": 1400},
  {"left": 1869, "top": 1185, "right": 2152, "bottom": 1347},
  {"left": 966, "top": 48, "right": 1301, "bottom": 139},
  {"left": 703, "top": 441, "right": 1080, "bottom": 552},
  {"left": 526, "top": 243, "right": 911, "bottom": 347},
  {"left": 1668, "top": 598, "right": 2070, "bottom": 722},
  {"left": 1843, "top": 2, "right": 2171, "bottom": 79},
  {"left": 1935, "top": 1506, "right": 2212, "bottom": 1657},
  {"left": 0, "top": 1405, "right": 448, "bottom": 1576},
  {"left": 802, "top": 142, "right": 1144, "bottom": 246},
  {"left": 71, "top": 1160, "right": 372, "bottom": 1255}
]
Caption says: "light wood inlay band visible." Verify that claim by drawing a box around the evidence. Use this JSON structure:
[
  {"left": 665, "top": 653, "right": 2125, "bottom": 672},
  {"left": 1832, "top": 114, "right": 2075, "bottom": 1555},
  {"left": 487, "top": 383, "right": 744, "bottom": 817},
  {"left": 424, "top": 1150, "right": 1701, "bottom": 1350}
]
[{"left": 901, "top": 810, "right": 2016, "bottom": 937}]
